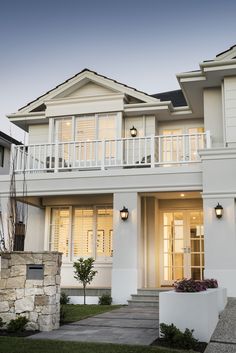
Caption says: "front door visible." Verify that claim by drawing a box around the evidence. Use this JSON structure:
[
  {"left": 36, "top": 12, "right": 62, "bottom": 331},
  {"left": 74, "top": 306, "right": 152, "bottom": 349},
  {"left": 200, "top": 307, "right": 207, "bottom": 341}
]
[{"left": 161, "top": 210, "right": 204, "bottom": 285}]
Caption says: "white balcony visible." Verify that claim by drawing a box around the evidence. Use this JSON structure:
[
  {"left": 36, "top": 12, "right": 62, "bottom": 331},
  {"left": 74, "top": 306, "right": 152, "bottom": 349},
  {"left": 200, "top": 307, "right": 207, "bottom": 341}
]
[{"left": 12, "top": 132, "right": 211, "bottom": 174}]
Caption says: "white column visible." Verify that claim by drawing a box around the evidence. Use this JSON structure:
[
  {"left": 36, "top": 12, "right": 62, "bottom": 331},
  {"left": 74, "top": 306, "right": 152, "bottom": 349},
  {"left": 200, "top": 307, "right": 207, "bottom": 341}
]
[
  {"left": 24, "top": 205, "right": 45, "bottom": 251},
  {"left": 111, "top": 192, "right": 142, "bottom": 304},
  {"left": 204, "top": 197, "right": 236, "bottom": 296}
]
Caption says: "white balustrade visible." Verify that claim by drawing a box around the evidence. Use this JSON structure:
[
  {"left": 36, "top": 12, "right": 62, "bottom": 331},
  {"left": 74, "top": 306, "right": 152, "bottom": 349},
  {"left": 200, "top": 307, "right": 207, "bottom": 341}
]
[{"left": 12, "top": 132, "right": 210, "bottom": 173}]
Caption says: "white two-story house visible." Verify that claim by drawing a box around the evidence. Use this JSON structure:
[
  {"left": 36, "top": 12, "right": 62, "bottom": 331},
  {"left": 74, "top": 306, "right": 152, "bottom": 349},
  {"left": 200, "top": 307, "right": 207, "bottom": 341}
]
[{"left": 1, "top": 45, "right": 236, "bottom": 303}]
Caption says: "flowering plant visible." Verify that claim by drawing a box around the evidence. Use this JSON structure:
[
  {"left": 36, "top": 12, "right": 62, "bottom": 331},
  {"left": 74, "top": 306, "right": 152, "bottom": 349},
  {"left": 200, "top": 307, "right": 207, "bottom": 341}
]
[
  {"left": 203, "top": 278, "right": 218, "bottom": 288},
  {"left": 174, "top": 278, "right": 207, "bottom": 292}
]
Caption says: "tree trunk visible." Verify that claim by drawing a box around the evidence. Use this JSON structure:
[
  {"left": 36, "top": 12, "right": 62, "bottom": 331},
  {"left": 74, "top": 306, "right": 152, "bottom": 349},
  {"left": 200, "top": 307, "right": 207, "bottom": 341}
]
[{"left": 83, "top": 284, "right": 86, "bottom": 305}]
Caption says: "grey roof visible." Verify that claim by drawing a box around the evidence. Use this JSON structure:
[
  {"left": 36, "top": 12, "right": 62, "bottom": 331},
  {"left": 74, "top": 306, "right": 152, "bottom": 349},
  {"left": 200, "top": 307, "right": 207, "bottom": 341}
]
[
  {"left": 151, "top": 90, "right": 187, "bottom": 107},
  {"left": 0, "top": 131, "right": 22, "bottom": 145},
  {"left": 216, "top": 44, "right": 236, "bottom": 57}
]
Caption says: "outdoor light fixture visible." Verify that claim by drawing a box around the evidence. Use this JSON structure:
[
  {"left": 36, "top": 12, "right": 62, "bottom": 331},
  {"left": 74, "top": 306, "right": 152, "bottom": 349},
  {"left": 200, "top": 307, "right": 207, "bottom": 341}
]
[
  {"left": 215, "top": 203, "right": 223, "bottom": 219},
  {"left": 130, "top": 126, "right": 137, "bottom": 137},
  {"left": 120, "top": 206, "right": 129, "bottom": 221}
]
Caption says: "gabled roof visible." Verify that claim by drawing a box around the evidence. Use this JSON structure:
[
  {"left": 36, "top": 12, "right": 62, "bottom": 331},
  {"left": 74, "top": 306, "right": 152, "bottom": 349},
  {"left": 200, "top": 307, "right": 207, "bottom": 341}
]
[
  {"left": 18, "top": 68, "right": 158, "bottom": 113},
  {"left": 151, "top": 90, "right": 187, "bottom": 107}
]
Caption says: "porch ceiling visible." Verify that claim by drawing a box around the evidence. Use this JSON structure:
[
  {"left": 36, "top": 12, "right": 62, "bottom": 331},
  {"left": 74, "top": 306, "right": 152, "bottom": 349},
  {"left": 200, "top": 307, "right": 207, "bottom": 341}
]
[{"left": 141, "top": 191, "right": 202, "bottom": 199}]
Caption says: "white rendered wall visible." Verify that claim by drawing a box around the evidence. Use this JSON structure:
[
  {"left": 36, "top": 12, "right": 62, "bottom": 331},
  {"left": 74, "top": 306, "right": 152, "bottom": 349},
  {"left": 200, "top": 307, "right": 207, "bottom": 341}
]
[
  {"left": 201, "top": 148, "right": 236, "bottom": 296},
  {"left": 111, "top": 192, "right": 141, "bottom": 304},
  {"left": 61, "top": 263, "right": 112, "bottom": 288},
  {"left": 203, "top": 88, "right": 224, "bottom": 147},
  {"left": 204, "top": 197, "right": 236, "bottom": 296},
  {"left": 28, "top": 125, "right": 49, "bottom": 144},
  {"left": 24, "top": 205, "right": 45, "bottom": 251},
  {"left": 223, "top": 77, "right": 236, "bottom": 146}
]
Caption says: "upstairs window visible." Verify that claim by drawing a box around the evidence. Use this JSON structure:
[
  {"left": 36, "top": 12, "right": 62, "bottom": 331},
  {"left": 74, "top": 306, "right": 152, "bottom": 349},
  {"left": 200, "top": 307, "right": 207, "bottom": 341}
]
[{"left": 53, "top": 114, "right": 117, "bottom": 143}]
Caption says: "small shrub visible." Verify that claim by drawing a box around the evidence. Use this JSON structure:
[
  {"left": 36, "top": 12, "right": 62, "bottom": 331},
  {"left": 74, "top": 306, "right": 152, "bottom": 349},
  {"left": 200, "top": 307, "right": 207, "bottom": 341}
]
[
  {"left": 203, "top": 278, "right": 218, "bottom": 289},
  {"left": 98, "top": 294, "right": 112, "bottom": 305},
  {"left": 60, "top": 305, "right": 66, "bottom": 324},
  {"left": 7, "top": 316, "right": 29, "bottom": 333},
  {"left": 174, "top": 278, "right": 207, "bottom": 292},
  {"left": 60, "top": 292, "right": 70, "bottom": 305},
  {"left": 160, "top": 323, "right": 198, "bottom": 350},
  {"left": 73, "top": 257, "right": 97, "bottom": 305},
  {"left": 0, "top": 317, "right": 4, "bottom": 328}
]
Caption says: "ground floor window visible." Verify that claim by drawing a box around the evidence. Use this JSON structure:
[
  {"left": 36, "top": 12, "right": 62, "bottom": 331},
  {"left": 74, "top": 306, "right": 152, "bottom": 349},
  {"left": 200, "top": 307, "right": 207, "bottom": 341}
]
[{"left": 49, "top": 206, "right": 113, "bottom": 261}]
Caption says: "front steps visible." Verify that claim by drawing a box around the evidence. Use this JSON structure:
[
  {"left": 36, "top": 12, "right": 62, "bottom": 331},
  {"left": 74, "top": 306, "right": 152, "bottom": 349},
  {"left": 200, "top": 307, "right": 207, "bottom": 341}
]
[{"left": 128, "top": 288, "right": 172, "bottom": 307}]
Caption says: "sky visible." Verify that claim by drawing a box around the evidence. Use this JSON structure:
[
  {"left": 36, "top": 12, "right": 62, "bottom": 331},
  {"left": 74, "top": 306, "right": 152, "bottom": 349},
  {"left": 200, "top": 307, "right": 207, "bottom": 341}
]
[{"left": 1, "top": 0, "right": 236, "bottom": 142}]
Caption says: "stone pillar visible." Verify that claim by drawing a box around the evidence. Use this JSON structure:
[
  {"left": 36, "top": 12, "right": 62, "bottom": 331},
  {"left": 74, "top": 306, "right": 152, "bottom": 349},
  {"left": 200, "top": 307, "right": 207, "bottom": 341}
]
[
  {"left": 111, "top": 192, "right": 141, "bottom": 304},
  {"left": 0, "top": 251, "right": 62, "bottom": 331}
]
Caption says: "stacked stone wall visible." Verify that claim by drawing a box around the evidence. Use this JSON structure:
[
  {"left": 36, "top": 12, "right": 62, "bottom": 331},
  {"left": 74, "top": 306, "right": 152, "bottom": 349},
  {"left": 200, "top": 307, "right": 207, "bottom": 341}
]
[{"left": 0, "top": 252, "right": 62, "bottom": 331}]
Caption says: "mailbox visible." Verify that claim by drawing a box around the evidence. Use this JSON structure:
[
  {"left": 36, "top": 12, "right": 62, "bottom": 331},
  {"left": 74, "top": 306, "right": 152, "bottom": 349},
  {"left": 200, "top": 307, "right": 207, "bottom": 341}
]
[{"left": 26, "top": 264, "right": 44, "bottom": 280}]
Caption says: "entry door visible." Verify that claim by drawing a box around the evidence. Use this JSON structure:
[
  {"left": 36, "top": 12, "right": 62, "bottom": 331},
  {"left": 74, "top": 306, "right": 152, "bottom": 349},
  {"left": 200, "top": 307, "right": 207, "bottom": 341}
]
[{"left": 161, "top": 210, "right": 204, "bottom": 285}]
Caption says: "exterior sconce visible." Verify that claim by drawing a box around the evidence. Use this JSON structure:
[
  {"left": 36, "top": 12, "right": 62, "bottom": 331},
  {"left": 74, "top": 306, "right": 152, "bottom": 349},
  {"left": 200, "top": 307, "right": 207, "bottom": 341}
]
[
  {"left": 215, "top": 203, "right": 223, "bottom": 219},
  {"left": 130, "top": 126, "right": 137, "bottom": 137},
  {"left": 120, "top": 206, "right": 129, "bottom": 221}
]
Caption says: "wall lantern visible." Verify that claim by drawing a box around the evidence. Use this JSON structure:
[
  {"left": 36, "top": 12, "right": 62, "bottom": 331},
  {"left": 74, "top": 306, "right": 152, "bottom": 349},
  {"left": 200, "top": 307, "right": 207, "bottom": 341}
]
[
  {"left": 130, "top": 126, "right": 137, "bottom": 137},
  {"left": 215, "top": 203, "right": 223, "bottom": 219},
  {"left": 120, "top": 206, "right": 129, "bottom": 221}
]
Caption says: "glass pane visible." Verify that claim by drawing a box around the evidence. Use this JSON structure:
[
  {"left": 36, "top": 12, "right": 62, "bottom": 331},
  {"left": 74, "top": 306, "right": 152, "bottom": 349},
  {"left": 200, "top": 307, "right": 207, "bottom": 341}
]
[
  {"left": 191, "top": 254, "right": 200, "bottom": 266},
  {"left": 174, "top": 253, "right": 184, "bottom": 267},
  {"left": 174, "top": 239, "right": 184, "bottom": 253},
  {"left": 164, "top": 253, "right": 173, "bottom": 268},
  {"left": 76, "top": 116, "right": 95, "bottom": 141},
  {"left": 164, "top": 267, "right": 174, "bottom": 281},
  {"left": 96, "top": 208, "right": 113, "bottom": 258},
  {"left": 50, "top": 208, "right": 70, "bottom": 257},
  {"left": 72, "top": 208, "right": 94, "bottom": 258},
  {"left": 164, "top": 226, "right": 172, "bottom": 239},
  {"left": 164, "top": 213, "right": 173, "bottom": 226},
  {"left": 191, "top": 239, "right": 200, "bottom": 252},
  {"left": 164, "top": 239, "right": 171, "bottom": 252},
  {"left": 191, "top": 268, "right": 201, "bottom": 280},
  {"left": 55, "top": 118, "right": 72, "bottom": 142},
  {"left": 98, "top": 114, "right": 116, "bottom": 140},
  {"left": 174, "top": 267, "right": 184, "bottom": 280}
]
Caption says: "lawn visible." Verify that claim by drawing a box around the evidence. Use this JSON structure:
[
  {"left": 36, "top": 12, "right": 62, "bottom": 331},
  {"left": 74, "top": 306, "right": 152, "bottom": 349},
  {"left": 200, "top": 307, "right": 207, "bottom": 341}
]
[
  {"left": 0, "top": 337, "right": 188, "bottom": 353},
  {"left": 62, "top": 304, "right": 122, "bottom": 323}
]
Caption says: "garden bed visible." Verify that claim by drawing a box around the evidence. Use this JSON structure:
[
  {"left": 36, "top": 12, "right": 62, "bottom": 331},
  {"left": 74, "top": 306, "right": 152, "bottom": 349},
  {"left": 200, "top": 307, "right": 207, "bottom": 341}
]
[
  {"left": 0, "top": 330, "right": 39, "bottom": 337},
  {"left": 151, "top": 338, "right": 207, "bottom": 353}
]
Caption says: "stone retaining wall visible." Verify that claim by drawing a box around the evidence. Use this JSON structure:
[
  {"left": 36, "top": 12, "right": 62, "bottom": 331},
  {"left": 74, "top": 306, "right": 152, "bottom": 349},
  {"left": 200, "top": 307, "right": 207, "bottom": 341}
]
[{"left": 0, "top": 252, "right": 62, "bottom": 331}]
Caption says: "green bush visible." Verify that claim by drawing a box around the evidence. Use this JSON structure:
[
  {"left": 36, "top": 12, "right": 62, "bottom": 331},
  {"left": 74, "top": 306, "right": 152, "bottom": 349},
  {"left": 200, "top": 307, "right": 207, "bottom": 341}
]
[
  {"left": 7, "top": 316, "right": 29, "bottom": 333},
  {"left": 0, "top": 317, "right": 4, "bottom": 328},
  {"left": 60, "top": 292, "right": 70, "bottom": 305},
  {"left": 98, "top": 294, "right": 112, "bottom": 305},
  {"left": 60, "top": 305, "right": 67, "bottom": 324},
  {"left": 160, "top": 323, "right": 198, "bottom": 350}
]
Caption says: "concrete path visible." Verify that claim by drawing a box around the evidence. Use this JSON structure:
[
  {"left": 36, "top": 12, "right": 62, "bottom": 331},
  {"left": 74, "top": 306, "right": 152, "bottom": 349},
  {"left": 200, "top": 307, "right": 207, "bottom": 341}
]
[
  {"left": 30, "top": 306, "right": 159, "bottom": 345},
  {"left": 205, "top": 298, "right": 236, "bottom": 353}
]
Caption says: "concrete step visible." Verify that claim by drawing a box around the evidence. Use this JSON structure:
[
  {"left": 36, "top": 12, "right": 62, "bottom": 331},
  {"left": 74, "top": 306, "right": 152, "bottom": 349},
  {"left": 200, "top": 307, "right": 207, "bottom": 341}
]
[
  {"left": 131, "top": 294, "right": 159, "bottom": 301},
  {"left": 127, "top": 299, "right": 159, "bottom": 307},
  {"left": 137, "top": 288, "right": 172, "bottom": 296}
]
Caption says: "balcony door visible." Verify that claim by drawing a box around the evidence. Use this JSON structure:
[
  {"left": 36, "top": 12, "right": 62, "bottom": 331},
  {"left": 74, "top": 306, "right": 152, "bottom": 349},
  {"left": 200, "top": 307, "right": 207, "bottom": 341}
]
[{"left": 161, "top": 210, "right": 204, "bottom": 285}]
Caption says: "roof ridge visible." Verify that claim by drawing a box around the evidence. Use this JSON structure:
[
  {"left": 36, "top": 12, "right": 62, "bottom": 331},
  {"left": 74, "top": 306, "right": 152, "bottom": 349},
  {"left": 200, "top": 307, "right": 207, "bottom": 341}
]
[{"left": 18, "top": 68, "right": 156, "bottom": 112}]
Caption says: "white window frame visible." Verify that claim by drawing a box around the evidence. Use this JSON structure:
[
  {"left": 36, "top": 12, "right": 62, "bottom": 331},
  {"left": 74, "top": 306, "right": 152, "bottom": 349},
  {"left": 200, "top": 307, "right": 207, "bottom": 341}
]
[
  {"left": 49, "top": 113, "right": 119, "bottom": 143},
  {"left": 47, "top": 205, "right": 113, "bottom": 263}
]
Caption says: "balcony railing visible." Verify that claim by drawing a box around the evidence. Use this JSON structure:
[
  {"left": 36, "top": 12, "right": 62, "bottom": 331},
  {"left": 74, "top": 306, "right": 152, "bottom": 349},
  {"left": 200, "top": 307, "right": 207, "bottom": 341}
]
[{"left": 12, "top": 131, "right": 211, "bottom": 174}]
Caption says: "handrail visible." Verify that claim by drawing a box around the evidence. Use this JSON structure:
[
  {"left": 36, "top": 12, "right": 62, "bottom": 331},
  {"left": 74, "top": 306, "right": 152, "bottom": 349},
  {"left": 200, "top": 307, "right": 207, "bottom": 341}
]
[{"left": 12, "top": 132, "right": 210, "bottom": 173}]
